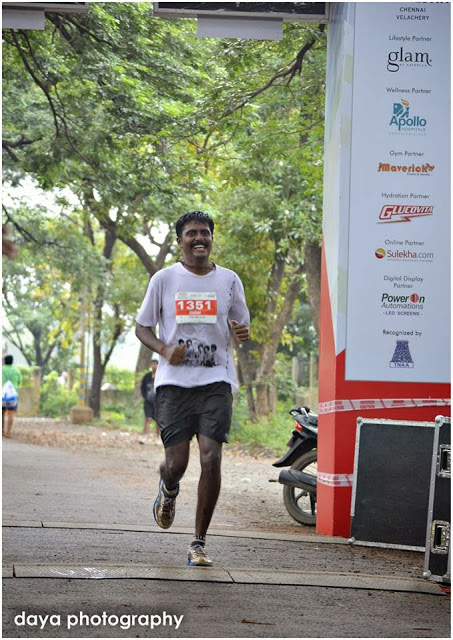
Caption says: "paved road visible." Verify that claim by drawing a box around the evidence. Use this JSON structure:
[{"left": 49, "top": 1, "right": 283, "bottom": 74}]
[{"left": 2, "top": 429, "right": 451, "bottom": 638}]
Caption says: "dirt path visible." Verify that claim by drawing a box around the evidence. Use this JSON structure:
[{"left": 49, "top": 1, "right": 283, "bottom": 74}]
[{"left": 8, "top": 417, "right": 308, "bottom": 535}]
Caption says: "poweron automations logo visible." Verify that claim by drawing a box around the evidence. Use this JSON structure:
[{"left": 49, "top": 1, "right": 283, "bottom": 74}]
[
  {"left": 390, "top": 99, "right": 427, "bottom": 132},
  {"left": 387, "top": 48, "right": 432, "bottom": 72},
  {"left": 378, "top": 162, "right": 434, "bottom": 175},
  {"left": 381, "top": 292, "right": 425, "bottom": 307},
  {"left": 378, "top": 204, "right": 434, "bottom": 223}
]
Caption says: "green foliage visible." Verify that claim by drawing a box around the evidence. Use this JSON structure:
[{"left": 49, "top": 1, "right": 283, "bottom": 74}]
[
  {"left": 103, "top": 366, "right": 135, "bottom": 391},
  {"left": 274, "top": 354, "right": 297, "bottom": 402},
  {"left": 17, "top": 366, "right": 34, "bottom": 388},
  {"left": 229, "top": 391, "right": 292, "bottom": 456},
  {"left": 3, "top": 5, "right": 326, "bottom": 419},
  {"left": 39, "top": 370, "right": 78, "bottom": 418},
  {"left": 96, "top": 402, "right": 143, "bottom": 433}
]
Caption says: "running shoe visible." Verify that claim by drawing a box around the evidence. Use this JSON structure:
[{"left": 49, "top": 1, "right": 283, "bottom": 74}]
[
  {"left": 153, "top": 479, "right": 179, "bottom": 529},
  {"left": 187, "top": 541, "right": 213, "bottom": 567}
]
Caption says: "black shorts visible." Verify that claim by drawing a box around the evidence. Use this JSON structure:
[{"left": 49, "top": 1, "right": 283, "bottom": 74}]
[
  {"left": 144, "top": 400, "right": 156, "bottom": 420},
  {"left": 2, "top": 404, "right": 18, "bottom": 413},
  {"left": 156, "top": 381, "right": 233, "bottom": 449}
]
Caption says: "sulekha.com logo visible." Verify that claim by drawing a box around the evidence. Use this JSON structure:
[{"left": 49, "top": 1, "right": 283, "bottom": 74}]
[{"left": 375, "top": 247, "right": 435, "bottom": 261}]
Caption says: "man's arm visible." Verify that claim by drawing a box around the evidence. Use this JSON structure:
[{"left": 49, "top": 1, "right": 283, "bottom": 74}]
[{"left": 135, "top": 323, "right": 187, "bottom": 365}]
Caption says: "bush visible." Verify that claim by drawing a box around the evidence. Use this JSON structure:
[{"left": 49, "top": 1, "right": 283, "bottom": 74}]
[
  {"left": 17, "top": 365, "right": 34, "bottom": 388},
  {"left": 39, "top": 370, "right": 79, "bottom": 418},
  {"left": 229, "top": 390, "right": 293, "bottom": 456},
  {"left": 97, "top": 402, "right": 143, "bottom": 432},
  {"left": 103, "top": 366, "right": 135, "bottom": 392}
]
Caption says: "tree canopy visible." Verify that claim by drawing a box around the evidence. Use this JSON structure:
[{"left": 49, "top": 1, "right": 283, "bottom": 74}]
[{"left": 2, "top": 3, "right": 326, "bottom": 418}]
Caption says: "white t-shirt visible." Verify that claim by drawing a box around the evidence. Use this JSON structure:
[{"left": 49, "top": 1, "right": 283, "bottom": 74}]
[{"left": 136, "top": 262, "right": 250, "bottom": 392}]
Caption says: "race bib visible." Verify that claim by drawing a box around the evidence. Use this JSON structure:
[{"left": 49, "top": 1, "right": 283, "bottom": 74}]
[{"left": 175, "top": 292, "right": 217, "bottom": 324}]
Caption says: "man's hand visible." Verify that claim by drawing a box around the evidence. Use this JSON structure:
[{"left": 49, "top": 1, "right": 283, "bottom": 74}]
[
  {"left": 163, "top": 343, "right": 187, "bottom": 365},
  {"left": 231, "top": 320, "right": 250, "bottom": 343}
]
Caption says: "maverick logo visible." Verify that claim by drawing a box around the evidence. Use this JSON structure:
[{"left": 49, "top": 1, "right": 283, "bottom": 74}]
[
  {"left": 379, "top": 204, "right": 434, "bottom": 223},
  {"left": 378, "top": 162, "right": 434, "bottom": 174},
  {"left": 390, "top": 99, "right": 427, "bottom": 131},
  {"left": 387, "top": 48, "right": 432, "bottom": 72}
]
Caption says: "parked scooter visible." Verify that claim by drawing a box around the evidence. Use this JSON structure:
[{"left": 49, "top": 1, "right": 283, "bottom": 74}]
[{"left": 272, "top": 406, "right": 318, "bottom": 526}]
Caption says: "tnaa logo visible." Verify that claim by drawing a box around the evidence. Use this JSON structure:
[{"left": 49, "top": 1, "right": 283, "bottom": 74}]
[
  {"left": 378, "top": 205, "right": 434, "bottom": 223},
  {"left": 390, "top": 99, "right": 427, "bottom": 132},
  {"left": 387, "top": 48, "right": 432, "bottom": 72},
  {"left": 389, "top": 340, "right": 414, "bottom": 368}
]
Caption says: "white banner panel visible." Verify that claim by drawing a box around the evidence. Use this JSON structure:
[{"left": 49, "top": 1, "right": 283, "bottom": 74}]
[{"left": 345, "top": 2, "right": 450, "bottom": 383}]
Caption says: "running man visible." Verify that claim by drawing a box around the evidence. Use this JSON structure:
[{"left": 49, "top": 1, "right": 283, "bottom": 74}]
[{"left": 135, "top": 210, "right": 250, "bottom": 566}]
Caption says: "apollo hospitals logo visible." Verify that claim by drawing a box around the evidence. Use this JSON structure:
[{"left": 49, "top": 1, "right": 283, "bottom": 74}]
[
  {"left": 390, "top": 99, "right": 427, "bottom": 132},
  {"left": 378, "top": 204, "right": 434, "bottom": 223}
]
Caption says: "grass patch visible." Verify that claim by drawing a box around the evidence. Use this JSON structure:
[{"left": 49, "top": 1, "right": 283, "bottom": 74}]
[
  {"left": 96, "top": 403, "right": 144, "bottom": 433},
  {"left": 228, "top": 392, "right": 293, "bottom": 457}
]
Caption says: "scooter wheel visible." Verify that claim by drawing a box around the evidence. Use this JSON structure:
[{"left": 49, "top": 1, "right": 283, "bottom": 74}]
[{"left": 283, "top": 450, "right": 317, "bottom": 526}]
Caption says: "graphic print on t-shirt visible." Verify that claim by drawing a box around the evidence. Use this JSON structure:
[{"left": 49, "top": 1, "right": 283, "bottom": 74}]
[
  {"left": 177, "top": 338, "right": 220, "bottom": 368},
  {"left": 175, "top": 292, "right": 217, "bottom": 324}
]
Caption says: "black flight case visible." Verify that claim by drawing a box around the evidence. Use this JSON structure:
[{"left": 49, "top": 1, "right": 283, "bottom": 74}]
[{"left": 423, "top": 415, "right": 451, "bottom": 585}]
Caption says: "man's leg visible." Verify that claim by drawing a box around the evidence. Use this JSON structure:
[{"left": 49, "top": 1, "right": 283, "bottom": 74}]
[
  {"left": 152, "top": 419, "right": 160, "bottom": 439},
  {"left": 160, "top": 439, "right": 190, "bottom": 490},
  {"left": 195, "top": 434, "right": 222, "bottom": 537},
  {"left": 186, "top": 434, "right": 222, "bottom": 566},
  {"left": 153, "top": 439, "right": 190, "bottom": 529},
  {"left": 143, "top": 416, "right": 151, "bottom": 435},
  {"left": 5, "top": 411, "right": 15, "bottom": 438}
]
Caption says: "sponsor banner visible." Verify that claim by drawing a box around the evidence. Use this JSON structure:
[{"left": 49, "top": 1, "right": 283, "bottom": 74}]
[
  {"left": 318, "top": 397, "right": 451, "bottom": 415},
  {"left": 317, "top": 472, "right": 354, "bottom": 488},
  {"left": 345, "top": 2, "right": 450, "bottom": 383}
]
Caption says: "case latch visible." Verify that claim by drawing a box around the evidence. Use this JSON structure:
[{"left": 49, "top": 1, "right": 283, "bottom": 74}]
[
  {"left": 430, "top": 520, "right": 450, "bottom": 554},
  {"left": 436, "top": 444, "right": 451, "bottom": 478}
]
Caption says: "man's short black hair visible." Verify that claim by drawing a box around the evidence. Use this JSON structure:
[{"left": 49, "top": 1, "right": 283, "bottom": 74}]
[
  {"left": 175, "top": 211, "right": 214, "bottom": 238},
  {"left": 4, "top": 355, "right": 13, "bottom": 365}
]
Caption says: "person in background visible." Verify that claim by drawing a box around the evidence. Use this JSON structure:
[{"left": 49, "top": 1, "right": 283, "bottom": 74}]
[
  {"left": 2, "top": 355, "right": 22, "bottom": 438},
  {"left": 140, "top": 359, "right": 159, "bottom": 444}
]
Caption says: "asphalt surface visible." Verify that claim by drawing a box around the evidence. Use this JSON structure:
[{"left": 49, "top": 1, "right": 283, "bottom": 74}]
[{"left": 2, "top": 424, "right": 451, "bottom": 638}]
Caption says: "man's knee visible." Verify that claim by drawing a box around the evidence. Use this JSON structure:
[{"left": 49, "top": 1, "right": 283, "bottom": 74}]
[
  {"left": 163, "top": 444, "right": 189, "bottom": 479},
  {"left": 200, "top": 446, "right": 222, "bottom": 474}
]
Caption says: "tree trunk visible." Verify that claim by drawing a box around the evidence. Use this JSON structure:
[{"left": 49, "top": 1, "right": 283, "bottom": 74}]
[
  {"left": 254, "top": 269, "right": 304, "bottom": 417},
  {"left": 304, "top": 239, "right": 321, "bottom": 338},
  {"left": 235, "top": 345, "right": 257, "bottom": 422},
  {"left": 87, "top": 219, "right": 118, "bottom": 417},
  {"left": 89, "top": 339, "right": 104, "bottom": 417}
]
